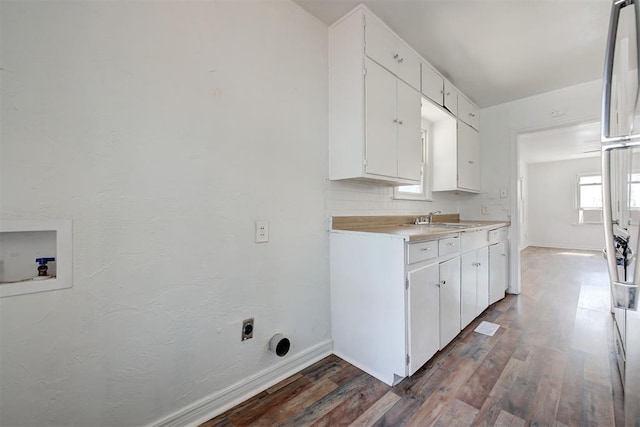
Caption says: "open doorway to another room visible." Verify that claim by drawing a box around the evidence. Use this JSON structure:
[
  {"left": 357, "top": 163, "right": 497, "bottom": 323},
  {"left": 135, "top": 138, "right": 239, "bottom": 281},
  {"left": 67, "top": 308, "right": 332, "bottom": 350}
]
[
  {"left": 515, "top": 120, "right": 605, "bottom": 300},
  {"left": 517, "top": 120, "right": 604, "bottom": 254}
]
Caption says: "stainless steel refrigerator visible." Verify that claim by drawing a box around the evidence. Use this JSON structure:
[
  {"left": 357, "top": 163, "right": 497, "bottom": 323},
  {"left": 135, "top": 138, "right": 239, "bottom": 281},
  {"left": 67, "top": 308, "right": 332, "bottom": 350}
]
[{"left": 602, "top": 1, "right": 640, "bottom": 425}]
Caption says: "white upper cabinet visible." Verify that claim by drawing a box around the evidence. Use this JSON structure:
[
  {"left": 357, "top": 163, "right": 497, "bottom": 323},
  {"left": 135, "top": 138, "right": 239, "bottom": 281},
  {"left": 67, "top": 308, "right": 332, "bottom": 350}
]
[
  {"left": 364, "top": 58, "right": 422, "bottom": 182},
  {"left": 421, "top": 63, "right": 444, "bottom": 106},
  {"left": 329, "top": 8, "right": 422, "bottom": 185},
  {"left": 457, "top": 121, "right": 481, "bottom": 192},
  {"left": 431, "top": 119, "right": 480, "bottom": 193},
  {"left": 396, "top": 78, "right": 423, "bottom": 180},
  {"left": 458, "top": 95, "right": 480, "bottom": 130},
  {"left": 365, "top": 14, "right": 421, "bottom": 91},
  {"left": 329, "top": 5, "right": 480, "bottom": 186},
  {"left": 443, "top": 80, "right": 458, "bottom": 116}
]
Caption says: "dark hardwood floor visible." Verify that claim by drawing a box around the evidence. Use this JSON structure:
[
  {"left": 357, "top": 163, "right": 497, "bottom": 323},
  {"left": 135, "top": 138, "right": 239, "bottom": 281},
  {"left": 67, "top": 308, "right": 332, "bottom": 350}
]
[{"left": 201, "top": 247, "right": 623, "bottom": 426}]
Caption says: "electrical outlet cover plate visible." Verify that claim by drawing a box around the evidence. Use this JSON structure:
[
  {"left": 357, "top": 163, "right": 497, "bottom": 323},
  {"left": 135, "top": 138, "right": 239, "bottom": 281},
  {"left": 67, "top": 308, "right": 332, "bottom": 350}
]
[{"left": 255, "top": 221, "right": 269, "bottom": 243}]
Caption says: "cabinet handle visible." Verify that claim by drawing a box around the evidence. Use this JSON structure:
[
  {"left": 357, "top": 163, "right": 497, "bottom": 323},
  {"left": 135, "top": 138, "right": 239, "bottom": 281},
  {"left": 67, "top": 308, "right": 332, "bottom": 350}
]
[
  {"left": 468, "top": 160, "right": 474, "bottom": 164},
  {"left": 420, "top": 247, "right": 431, "bottom": 251},
  {"left": 446, "top": 92, "right": 451, "bottom": 96},
  {"left": 502, "top": 253, "right": 506, "bottom": 257},
  {"left": 393, "top": 53, "right": 400, "bottom": 59},
  {"left": 469, "top": 112, "right": 476, "bottom": 117},
  {"left": 441, "top": 280, "right": 446, "bottom": 286},
  {"left": 436, "top": 282, "right": 441, "bottom": 288},
  {"left": 398, "top": 120, "right": 403, "bottom": 125},
  {"left": 398, "top": 57, "right": 404, "bottom": 63},
  {"left": 448, "top": 242, "right": 455, "bottom": 247}
]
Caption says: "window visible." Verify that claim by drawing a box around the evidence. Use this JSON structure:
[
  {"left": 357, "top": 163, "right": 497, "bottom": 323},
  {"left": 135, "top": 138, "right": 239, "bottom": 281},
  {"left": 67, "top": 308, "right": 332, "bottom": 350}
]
[
  {"left": 577, "top": 174, "right": 603, "bottom": 224},
  {"left": 394, "top": 129, "right": 431, "bottom": 201}
]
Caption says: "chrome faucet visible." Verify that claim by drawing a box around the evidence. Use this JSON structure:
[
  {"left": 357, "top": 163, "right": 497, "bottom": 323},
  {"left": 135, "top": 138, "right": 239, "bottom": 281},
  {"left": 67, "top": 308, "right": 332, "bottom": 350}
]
[
  {"left": 427, "top": 210, "right": 442, "bottom": 223},
  {"left": 414, "top": 211, "right": 442, "bottom": 225}
]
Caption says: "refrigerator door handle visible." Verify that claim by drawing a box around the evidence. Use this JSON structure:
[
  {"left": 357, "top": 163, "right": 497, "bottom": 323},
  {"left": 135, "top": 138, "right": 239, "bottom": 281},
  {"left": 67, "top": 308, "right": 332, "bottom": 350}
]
[{"left": 602, "top": 149, "right": 620, "bottom": 283}]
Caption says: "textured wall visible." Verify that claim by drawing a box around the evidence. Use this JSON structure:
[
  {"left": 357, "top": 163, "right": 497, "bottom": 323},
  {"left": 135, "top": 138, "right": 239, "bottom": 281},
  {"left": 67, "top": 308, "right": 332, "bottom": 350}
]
[
  {"left": 0, "top": 1, "right": 330, "bottom": 425},
  {"left": 527, "top": 157, "right": 603, "bottom": 251}
]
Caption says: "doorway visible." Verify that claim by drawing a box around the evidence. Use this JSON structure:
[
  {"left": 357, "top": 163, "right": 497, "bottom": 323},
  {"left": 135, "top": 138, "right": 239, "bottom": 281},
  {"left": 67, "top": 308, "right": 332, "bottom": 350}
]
[{"left": 514, "top": 120, "right": 603, "bottom": 291}]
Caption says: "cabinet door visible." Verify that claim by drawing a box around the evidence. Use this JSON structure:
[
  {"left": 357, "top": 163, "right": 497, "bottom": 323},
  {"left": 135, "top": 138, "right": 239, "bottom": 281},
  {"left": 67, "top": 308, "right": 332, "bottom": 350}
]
[
  {"left": 443, "top": 80, "right": 458, "bottom": 116},
  {"left": 365, "top": 58, "right": 397, "bottom": 178},
  {"left": 489, "top": 242, "right": 507, "bottom": 305},
  {"left": 458, "top": 95, "right": 480, "bottom": 130},
  {"left": 439, "top": 257, "right": 461, "bottom": 349},
  {"left": 421, "top": 63, "right": 443, "bottom": 105},
  {"left": 407, "top": 263, "right": 440, "bottom": 375},
  {"left": 396, "top": 80, "right": 422, "bottom": 181},
  {"left": 365, "top": 14, "right": 402, "bottom": 75},
  {"left": 460, "top": 251, "right": 477, "bottom": 329},
  {"left": 457, "top": 121, "right": 480, "bottom": 192},
  {"left": 476, "top": 247, "right": 489, "bottom": 315}
]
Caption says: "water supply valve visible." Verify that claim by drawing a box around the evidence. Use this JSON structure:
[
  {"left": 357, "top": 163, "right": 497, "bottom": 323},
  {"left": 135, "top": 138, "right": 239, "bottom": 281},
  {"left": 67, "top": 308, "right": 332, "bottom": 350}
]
[{"left": 35, "top": 257, "right": 55, "bottom": 277}]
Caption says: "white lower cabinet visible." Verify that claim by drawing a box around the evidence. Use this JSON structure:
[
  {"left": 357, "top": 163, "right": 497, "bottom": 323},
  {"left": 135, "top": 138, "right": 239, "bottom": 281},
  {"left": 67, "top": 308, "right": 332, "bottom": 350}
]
[
  {"left": 330, "top": 231, "right": 460, "bottom": 385},
  {"left": 489, "top": 241, "right": 508, "bottom": 305},
  {"left": 461, "top": 247, "right": 489, "bottom": 328},
  {"left": 439, "top": 256, "right": 461, "bottom": 349},
  {"left": 407, "top": 263, "right": 440, "bottom": 375},
  {"left": 330, "top": 226, "right": 507, "bottom": 386}
]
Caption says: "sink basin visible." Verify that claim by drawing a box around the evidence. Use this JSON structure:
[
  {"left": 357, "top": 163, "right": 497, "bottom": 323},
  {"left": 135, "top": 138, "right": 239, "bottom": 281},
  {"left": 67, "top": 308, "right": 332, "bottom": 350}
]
[{"left": 406, "top": 223, "right": 469, "bottom": 228}]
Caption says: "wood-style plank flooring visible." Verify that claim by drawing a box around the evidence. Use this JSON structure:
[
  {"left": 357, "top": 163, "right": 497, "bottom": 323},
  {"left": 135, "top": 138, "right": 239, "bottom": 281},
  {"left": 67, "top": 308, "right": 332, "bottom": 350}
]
[{"left": 201, "top": 247, "right": 623, "bottom": 426}]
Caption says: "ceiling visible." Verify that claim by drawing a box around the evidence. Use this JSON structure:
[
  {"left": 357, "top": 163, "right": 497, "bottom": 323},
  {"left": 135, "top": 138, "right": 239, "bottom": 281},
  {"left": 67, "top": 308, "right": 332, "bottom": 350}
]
[
  {"left": 294, "top": 0, "right": 612, "bottom": 108},
  {"left": 518, "top": 121, "right": 601, "bottom": 164}
]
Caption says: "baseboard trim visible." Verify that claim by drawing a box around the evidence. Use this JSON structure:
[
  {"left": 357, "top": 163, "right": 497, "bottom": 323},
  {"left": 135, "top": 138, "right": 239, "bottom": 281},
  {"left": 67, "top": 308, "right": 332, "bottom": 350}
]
[
  {"left": 152, "top": 339, "right": 333, "bottom": 427},
  {"left": 526, "top": 243, "right": 602, "bottom": 252}
]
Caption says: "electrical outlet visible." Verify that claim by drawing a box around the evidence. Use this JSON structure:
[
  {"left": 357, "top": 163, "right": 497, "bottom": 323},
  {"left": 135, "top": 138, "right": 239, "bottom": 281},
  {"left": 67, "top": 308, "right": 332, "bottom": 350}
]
[
  {"left": 255, "top": 221, "right": 269, "bottom": 243},
  {"left": 242, "top": 318, "right": 254, "bottom": 341}
]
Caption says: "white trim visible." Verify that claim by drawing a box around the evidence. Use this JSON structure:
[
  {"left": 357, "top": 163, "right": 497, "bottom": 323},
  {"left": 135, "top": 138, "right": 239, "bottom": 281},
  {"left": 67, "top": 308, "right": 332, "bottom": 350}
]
[
  {"left": 525, "top": 243, "right": 603, "bottom": 252},
  {"left": 152, "top": 339, "right": 333, "bottom": 427}
]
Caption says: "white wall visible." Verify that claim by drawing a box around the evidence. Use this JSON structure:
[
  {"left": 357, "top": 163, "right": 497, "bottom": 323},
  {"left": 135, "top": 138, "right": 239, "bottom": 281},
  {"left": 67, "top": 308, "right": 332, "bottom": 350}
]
[
  {"left": 0, "top": 2, "right": 330, "bottom": 426},
  {"left": 527, "top": 157, "right": 603, "bottom": 250},
  {"left": 472, "top": 79, "right": 603, "bottom": 292}
]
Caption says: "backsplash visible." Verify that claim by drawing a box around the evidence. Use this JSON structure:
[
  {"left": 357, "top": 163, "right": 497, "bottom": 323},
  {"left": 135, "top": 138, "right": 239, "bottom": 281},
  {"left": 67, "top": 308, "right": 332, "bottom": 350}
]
[{"left": 324, "top": 179, "right": 463, "bottom": 216}]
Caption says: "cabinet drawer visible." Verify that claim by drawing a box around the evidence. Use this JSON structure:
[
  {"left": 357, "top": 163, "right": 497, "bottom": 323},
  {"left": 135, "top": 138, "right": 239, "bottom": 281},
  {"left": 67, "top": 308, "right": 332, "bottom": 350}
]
[
  {"left": 408, "top": 240, "right": 438, "bottom": 264},
  {"left": 488, "top": 227, "right": 509, "bottom": 244},
  {"left": 458, "top": 95, "right": 480, "bottom": 130},
  {"left": 461, "top": 230, "right": 488, "bottom": 253},
  {"left": 438, "top": 236, "right": 460, "bottom": 257}
]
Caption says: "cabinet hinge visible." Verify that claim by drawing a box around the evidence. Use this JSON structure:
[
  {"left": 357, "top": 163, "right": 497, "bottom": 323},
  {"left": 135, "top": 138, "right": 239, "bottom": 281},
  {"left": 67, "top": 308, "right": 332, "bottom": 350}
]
[
  {"left": 363, "top": 67, "right": 367, "bottom": 76},
  {"left": 363, "top": 158, "right": 367, "bottom": 167},
  {"left": 405, "top": 278, "right": 409, "bottom": 289},
  {"left": 406, "top": 354, "right": 410, "bottom": 365}
]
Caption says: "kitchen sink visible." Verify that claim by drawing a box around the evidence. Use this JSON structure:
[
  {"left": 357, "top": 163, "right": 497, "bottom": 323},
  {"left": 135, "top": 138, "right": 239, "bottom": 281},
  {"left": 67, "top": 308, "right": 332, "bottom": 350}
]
[
  {"left": 406, "top": 223, "right": 469, "bottom": 228},
  {"left": 405, "top": 222, "right": 484, "bottom": 228}
]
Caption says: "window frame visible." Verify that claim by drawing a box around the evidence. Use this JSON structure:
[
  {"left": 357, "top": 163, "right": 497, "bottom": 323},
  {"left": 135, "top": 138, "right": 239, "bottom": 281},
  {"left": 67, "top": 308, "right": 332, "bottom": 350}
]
[{"left": 576, "top": 173, "right": 603, "bottom": 224}]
